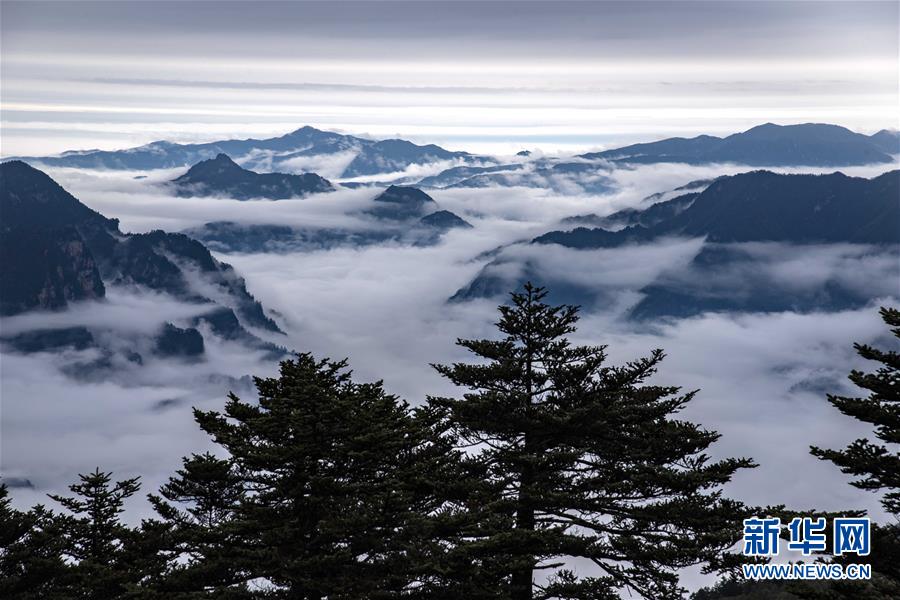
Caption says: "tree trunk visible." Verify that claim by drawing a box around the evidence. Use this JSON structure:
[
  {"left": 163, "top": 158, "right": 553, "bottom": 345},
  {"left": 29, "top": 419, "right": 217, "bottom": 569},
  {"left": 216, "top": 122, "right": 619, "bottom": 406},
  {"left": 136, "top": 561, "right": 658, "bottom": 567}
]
[
  {"left": 512, "top": 420, "right": 536, "bottom": 599},
  {"left": 512, "top": 294, "right": 536, "bottom": 600},
  {"left": 511, "top": 463, "right": 535, "bottom": 600}
]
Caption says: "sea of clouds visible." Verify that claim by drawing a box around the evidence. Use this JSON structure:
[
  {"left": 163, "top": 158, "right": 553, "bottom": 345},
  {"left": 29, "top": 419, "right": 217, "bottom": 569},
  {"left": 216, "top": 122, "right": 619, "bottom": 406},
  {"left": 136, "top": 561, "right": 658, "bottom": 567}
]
[{"left": 2, "top": 159, "right": 897, "bottom": 556}]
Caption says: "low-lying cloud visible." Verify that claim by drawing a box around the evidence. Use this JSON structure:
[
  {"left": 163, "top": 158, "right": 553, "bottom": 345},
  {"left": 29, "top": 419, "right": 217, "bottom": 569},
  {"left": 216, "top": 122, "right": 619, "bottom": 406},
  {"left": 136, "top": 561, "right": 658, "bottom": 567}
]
[{"left": 2, "top": 160, "right": 897, "bottom": 559}]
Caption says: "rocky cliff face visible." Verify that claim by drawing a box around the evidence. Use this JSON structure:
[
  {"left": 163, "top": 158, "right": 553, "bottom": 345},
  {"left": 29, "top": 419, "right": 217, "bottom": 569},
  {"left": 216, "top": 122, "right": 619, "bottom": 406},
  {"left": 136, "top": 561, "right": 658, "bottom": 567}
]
[
  {"left": 0, "top": 226, "right": 105, "bottom": 315},
  {"left": 1, "top": 161, "right": 286, "bottom": 361},
  {"left": 0, "top": 161, "right": 281, "bottom": 330}
]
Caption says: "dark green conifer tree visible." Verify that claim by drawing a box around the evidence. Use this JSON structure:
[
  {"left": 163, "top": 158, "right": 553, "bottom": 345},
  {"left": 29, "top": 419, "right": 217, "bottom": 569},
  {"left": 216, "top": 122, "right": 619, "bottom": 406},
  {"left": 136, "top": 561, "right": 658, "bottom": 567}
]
[
  {"left": 0, "top": 485, "right": 71, "bottom": 599},
  {"left": 152, "top": 453, "right": 242, "bottom": 531},
  {"left": 811, "top": 306, "right": 900, "bottom": 518},
  {"left": 431, "top": 284, "right": 756, "bottom": 599},
  {"left": 139, "top": 453, "right": 251, "bottom": 598},
  {"left": 46, "top": 469, "right": 142, "bottom": 599},
  {"left": 174, "top": 352, "right": 476, "bottom": 599},
  {"left": 805, "top": 306, "right": 900, "bottom": 598},
  {"left": 690, "top": 575, "right": 798, "bottom": 600}
]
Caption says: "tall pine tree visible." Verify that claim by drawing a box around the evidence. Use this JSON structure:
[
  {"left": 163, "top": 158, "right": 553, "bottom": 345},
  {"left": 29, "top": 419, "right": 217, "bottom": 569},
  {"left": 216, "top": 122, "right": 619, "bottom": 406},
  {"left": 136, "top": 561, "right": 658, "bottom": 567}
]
[
  {"left": 807, "top": 306, "right": 900, "bottom": 597},
  {"left": 431, "top": 284, "right": 755, "bottom": 599},
  {"left": 46, "top": 469, "right": 143, "bottom": 599},
  {"left": 141, "top": 453, "right": 251, "bottom": 598},
  {"left": 172, "top": 352, "right": 477, "bottom": 599},
  {"left": 811, "top": 306, "right": 900, "bottom": 517},
  {"left": 0, "top": 485, "right": 70, "bottom": 599}
]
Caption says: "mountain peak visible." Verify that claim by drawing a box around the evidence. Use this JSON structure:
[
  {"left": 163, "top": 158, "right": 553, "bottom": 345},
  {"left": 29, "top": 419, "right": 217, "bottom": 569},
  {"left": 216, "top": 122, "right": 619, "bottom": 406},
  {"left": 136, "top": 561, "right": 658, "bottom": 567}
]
[
  {"left": 172, "top": 155, "right": 333, "bottom": 200},
  {"left": 367, "top": 186, "right": 436, "bottom": 220},
  {"left": 1, "top": 159, "right": 41, "bottom": 176},
  {"left": 869, "top": 129, "right": 900, "bottom": 154},
  {"left": 419, "top": 210, "right": 472, "bottom": 230},
  {"left": 287, "top": 125, "right": 321, "bottom": 136},
  {"left": 210, "top": 153, "right": 240, "bottom": 166},
  {"left": 741, "top": 122, "right": 854, "bottom": 136},
  {"left": 377, "top": 185, "right": 436, "bottom": 204},
  {"left": 1, "top": 160, "right": 117, "bottom": 232},
  {"left": 179, "top": 153, "right": 243, "bottom": 177}
]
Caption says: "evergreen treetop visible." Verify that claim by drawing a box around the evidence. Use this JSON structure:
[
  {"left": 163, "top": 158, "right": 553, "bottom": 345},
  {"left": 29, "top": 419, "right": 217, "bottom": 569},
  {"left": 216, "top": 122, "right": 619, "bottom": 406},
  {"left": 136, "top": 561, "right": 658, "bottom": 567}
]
[
  {"left": 811, "top": 306, "right": 900, "bottom": 517},
  {"left": 431, "top": 283, "right": 756, "bottom": 600}
]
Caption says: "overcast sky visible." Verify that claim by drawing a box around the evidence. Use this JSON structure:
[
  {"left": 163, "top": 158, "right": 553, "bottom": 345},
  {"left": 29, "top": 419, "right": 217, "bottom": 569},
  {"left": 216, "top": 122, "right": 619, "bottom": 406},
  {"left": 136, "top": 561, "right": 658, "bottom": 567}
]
[{"left": 2, "top": 1, "right": 898, "bottom": 154}]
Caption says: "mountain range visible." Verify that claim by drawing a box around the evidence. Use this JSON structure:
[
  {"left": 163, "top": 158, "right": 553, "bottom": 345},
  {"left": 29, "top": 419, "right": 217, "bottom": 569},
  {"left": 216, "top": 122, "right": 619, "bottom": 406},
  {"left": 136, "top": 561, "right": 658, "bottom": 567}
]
[
  {"left": 411, "top": 123, "right": 897, "bottom": 193},
  {"left": 413, "top": 123, "right": 897, "bottom": 193},
  {"left": 539, "top": 170, "right": 899, "bottom": 247},
  {"left": 171, "top": 153, "right": 333, "bottom": 199},
  {"left": 453, "top": 169, "right": 900, "bottom": 317},
  {"left": 420, "top": 160, "right": 617, "bottom": 194},
  {"left": 183, "top": 185, "right": 472, "bottom": 253},
  {"left": 7, "top": 124, "right": 897, "bottom": 187},
  {"left": 8, "top": 126, "right": 483, "bottom": 177},
  {"left": 0, "top": 161, "right": 285, "bottom": 361},
  {"left": 579, "top": 123, "right": 900, "bottom": 166}
]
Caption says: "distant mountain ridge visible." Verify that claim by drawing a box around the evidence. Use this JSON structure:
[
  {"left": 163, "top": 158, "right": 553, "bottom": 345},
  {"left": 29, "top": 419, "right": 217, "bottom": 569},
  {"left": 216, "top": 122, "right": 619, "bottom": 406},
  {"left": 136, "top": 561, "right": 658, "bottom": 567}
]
[
  {"left": 560, "top": 193, "right": 700, "bottom": 231},
  {"left": 185, "top": 185, "right": 472, "bottom": 253},
  {"left": 408, "top": 123, "right": 898, "bottom": 193},
  {"left": 537, "top": 170, "right": 900, "bottom": 247},
  {"left": 8, "top": 126, "right": 483, "bottom": 177},
  {"left": 579, "top": 123, "right": 899, "bottom": 167},
  {"left": 0, "top": 161, "right": 284, "bottom": 360},
  {"left": 453, "top": 169, "right": 900, "bottom": 317},
  {"left": 8, "top": 124, "right": 897, "bottom": 186},
  {"left": 172, "top": 153, "right": 333, "bottom": 199}
]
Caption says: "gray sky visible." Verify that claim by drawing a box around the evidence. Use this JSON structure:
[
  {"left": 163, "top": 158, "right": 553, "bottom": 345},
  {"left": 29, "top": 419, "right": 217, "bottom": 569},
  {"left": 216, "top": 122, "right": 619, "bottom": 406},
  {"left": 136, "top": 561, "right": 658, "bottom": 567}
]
[{"left": 2, "top": 1, "right": 898, "bottom": 154}]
